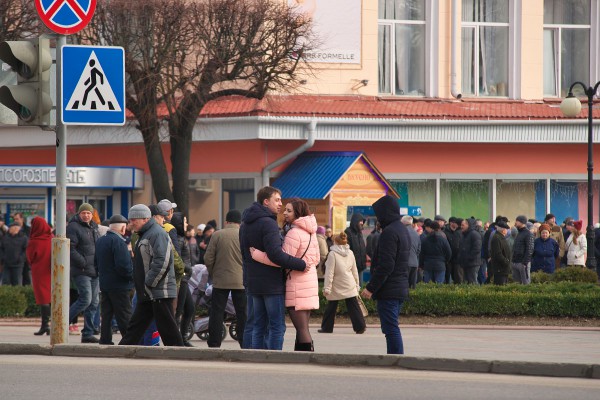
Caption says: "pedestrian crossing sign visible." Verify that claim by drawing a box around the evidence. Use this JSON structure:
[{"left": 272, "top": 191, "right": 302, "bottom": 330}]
[{"left": 61, "top": 45, "right": 125, "bottom": 125}]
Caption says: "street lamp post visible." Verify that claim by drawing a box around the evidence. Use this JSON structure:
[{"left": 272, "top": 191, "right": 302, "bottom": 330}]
[{"left": 560, "top": 81, "right": 600, "bottom": 273}]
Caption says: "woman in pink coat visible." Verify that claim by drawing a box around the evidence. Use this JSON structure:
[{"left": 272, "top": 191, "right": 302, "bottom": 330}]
[
  {"left": 251, "top": 198, "right": 320, "bottom": 351},
  {"left": 26, "top": 217, "right": 53, "bottom": 336}
]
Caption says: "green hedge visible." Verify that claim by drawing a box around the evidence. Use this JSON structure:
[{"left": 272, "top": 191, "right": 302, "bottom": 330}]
[{"left": 1, "top": 281, "right": 599, "bottom": 318}]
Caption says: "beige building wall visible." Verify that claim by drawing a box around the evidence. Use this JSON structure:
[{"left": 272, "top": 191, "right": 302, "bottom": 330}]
[{"left": 520, "top": 0, "right": 545, "bottom": 100}]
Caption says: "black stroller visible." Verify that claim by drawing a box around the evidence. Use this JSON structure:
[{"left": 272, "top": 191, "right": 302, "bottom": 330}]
[{"left": 185, "top": 264, "right": 238, "bottom": 342}]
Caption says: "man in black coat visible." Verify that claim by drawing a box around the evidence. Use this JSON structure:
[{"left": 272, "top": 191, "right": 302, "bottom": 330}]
[
  {"left": 458, "top": 218, "right": 482, "bottom": 284},
  {"left": 239, "top": 186, "right": 306, "bottom": 350},
  {"left": 95, "top": 214, "right": 133, "bottom": 345},
  {"left": 345, "top": 213, "right": 367, "bottom": 284},
  {"left": 490, "top": 220, "right": 512, "bottom": 285},
  {"left": 67, "top": 203, "right": 101, "bottom": 343},
  {"left": 512, "top": 215, "right": 534, "bottom": 284},
  {"left": 361, "top": 195, "right": 410, "bottom": 354},
  {"left": 0, "top": 223, "right": 28, "bottom": 285},
  {"left": 444, "top": 217, "right": 463, "bottom": 284}
]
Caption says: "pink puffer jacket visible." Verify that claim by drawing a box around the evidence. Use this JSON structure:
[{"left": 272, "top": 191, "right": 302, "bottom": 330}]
[{"left": 251, "top": 215, "right": 320, "bottom": 310}]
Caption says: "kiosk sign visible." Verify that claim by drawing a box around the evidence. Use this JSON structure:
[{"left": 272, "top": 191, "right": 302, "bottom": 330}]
[{"left": 35, "top": 0, "right": 96, "bottom": 35}]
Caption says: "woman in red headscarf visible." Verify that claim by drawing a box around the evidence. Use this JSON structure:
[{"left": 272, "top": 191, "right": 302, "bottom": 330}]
[{"left": 26, "top": 217, "right": 53, "bottom": 336}]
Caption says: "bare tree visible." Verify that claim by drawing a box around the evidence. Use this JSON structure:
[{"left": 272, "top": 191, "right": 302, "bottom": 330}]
[
  {"left": 77, "top": 0, "right": 315, "bottom": 216},
  {"left": 0, "top": 0, "right": 40, "bottom": 41}
]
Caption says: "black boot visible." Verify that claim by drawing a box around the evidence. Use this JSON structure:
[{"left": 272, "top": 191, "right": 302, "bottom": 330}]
[
  {"left": 34, "top": 304, "right": 50, "bottom": 336},
  {"left": 295, "top": 341, "right": 314, "bottom": 352}
]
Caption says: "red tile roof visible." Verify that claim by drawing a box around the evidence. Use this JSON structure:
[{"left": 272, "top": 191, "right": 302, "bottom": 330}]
[{"left": 135, "top": 95, "right": 600, "bottom": 120}]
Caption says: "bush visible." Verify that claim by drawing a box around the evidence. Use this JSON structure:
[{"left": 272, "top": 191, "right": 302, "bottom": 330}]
[
  {"left": 531, "top": 267, "right": 598, "bottom": 284},
  {"left": 0, "top": 286, "right": 29, "bottom": 317}
]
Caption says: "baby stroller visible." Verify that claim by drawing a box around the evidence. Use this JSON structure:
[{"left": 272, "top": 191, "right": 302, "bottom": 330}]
[{"left": 185, "top": 264, "right": 238, "bottom": 342}]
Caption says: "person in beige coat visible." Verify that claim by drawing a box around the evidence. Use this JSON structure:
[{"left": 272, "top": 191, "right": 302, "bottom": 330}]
[
  {"left": 204, "top": 210, "right": 246, "bottom": 348},
  {"left": 316, "top": 226, "right": 329, "bottom": 280},
  {"left": 318, "top": 232, "right": 366, "bottom": 334}
]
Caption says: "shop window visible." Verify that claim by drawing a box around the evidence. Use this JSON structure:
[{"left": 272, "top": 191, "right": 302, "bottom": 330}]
[
  {"left": 440, "top": 179, "right": 490, "bottom": 221},
  {"left": 378, "top": 0, "right": 427, "bottom": 96},
  {"left": 496, "top": 180, "right": 546, "bottom": 223},
  {"left": 389, "top": 179, "right": 435, "bottom": 218},
  {"left": 461, "top": 0, "right": 510, "bottom": 97},
  {"left": 0, "top": 198, "right": 45, "bottom": 226},
  {"left": 543, "top": 0, "right": 591, "bottom": 98}
]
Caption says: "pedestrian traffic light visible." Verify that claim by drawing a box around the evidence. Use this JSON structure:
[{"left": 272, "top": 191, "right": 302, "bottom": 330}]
[{"left": 0, "top": 37, "right": 52, "bottom": 127}]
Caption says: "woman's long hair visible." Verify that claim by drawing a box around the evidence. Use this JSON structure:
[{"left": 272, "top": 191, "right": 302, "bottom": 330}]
[{"left": 572, "top": 228, "right": 582, "bottom": 245}]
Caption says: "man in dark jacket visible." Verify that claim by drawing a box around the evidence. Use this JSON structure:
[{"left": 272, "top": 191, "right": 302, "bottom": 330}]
[
  {"left": 239, "top": 186, "right": 306, "bottom": 350},
  {"left": 0, "top": 222, "right": 28, "bottom": 285},
  {"left": 490, "top": 220, "right": 512, "bottom": 285},
  {"left": 444, "top": 217, "right": 463, "bottom": 284},
  {"left": 67, "top": 203, "right": 101, "bottom": 343},
  {"left": 95, "top": 214, "right": 133, "bottom": 345},
  {"left": 345, "top": 213, "right": 367, "bottom": 284},
  {"left": 458, "top": 218, "right": 482, "bottom": 284},
  {"left": 119, "top": 204, "right": 183, "bottom": 347},
  {"left": 366, "top": 222, "right": 381, "bottom": 272},
  {"left": 512, "top": 215, "right": 534, "bottom": 284},
  {"left": 361, "top": 195, "right": 410, "bottom": 354},
  {"left": 401, "top": 216, "right": 421, "bottom": 289}
]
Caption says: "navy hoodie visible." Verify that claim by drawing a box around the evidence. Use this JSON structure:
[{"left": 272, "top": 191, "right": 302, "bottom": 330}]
[
  {"left": 239, "top": 202, "right": 306, "bottom": 295},
  {"left": 366, "top": 195, "right": 410, "bottom": 300}
]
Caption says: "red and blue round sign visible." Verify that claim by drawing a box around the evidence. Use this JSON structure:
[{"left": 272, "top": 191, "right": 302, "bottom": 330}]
[{"left": 35, "top": 0, "right": 96, "bottom": 35}]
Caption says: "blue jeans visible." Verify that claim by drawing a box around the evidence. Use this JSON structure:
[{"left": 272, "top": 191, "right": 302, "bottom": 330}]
[
  {"left": 69, "top": 275, "right": 99, "bottom": 337},
  {"left": 251, "top": 294, "right": 286, "bottom": 350},
  {"left": 377, "top": 298, "right": 404, "bottom": 354},
  {"left": 423, "top": 269, "right": 444, "bottom": 284},
  {"left": 478, "top": 260, "right": 488, "bottom": 285}
]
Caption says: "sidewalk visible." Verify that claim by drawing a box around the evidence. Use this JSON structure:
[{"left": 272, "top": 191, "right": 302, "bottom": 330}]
[{"left": 1, "top": 320, "right": 599, "bottom": 379}]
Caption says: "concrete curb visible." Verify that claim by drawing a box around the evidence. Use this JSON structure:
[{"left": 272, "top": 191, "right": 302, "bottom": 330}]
[{"left": 1, "top": 343, "right": 598, "bottom": 379}]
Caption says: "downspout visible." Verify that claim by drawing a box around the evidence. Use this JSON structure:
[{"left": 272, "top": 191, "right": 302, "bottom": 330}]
[
  {"left": 451, "top": 0, "right": 462, "bottom": 99},
  {"left": 262, "top": 119, "right": 317, "bottom": 187}
]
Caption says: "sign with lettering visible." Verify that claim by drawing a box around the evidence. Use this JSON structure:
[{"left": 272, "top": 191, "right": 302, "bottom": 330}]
[{"left": 0, "top": 166, "right": 143, "bottom": 189}]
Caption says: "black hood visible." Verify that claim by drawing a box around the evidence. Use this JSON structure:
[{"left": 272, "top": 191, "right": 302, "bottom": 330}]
[
  {"left": 372, "top": 195, "right": 400, "bottom": 229},
  {"left": 170, "top": 212, "right": 185, "bottom": 236},
  {"left": 242, "top": 202, "right": 276, "bottom": 225},
  {"left": 349, "top": 213, "right": 365, "bottom": 233},
  {"left": 464, "top": 217, "right": 477, "bottom": 232}
]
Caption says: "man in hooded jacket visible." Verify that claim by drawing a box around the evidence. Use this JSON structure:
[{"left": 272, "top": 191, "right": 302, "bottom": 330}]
[
  {"left": 361, "top": 195, "right": 410, "bottom": 354},
  {"left": 345, "top": 213, "right": 367, "bottom": 284},
  {"left": 458, "top": 218, "right": 482, "bottom": 284}
]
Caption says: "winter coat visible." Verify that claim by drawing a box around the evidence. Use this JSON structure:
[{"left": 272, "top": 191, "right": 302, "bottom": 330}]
[
  {"left": 512, "top": 227, "right": 534, "bottom": 264},
  {"left": 204, "top": 223, "right": 244, "bottom": 290},
  {"left": 565, "top": 234, "right": 587, "bottom": 266},
  {"left": 133, "top": 218, "right": 177, "bottom": 302},
  {"left": 323, "top": 244, "right": 360, "bottom": 301},
  {"left": 443, "top": 225, "right": 462, "bottom": 263},
  {"left": 491, "top": 231, "right": 512, "bottom": 276},
  {"left": 366, "top": 229, "right": 381, "bottom": 267},
  {"left": 170, "top": 212, "right": 192, "bottom": 283},
  {"left": 458, "top": 218, "right": 482, "bottom": 269},
  {"left": 420, "top": 232, "right": 452, "bottom": 272},
  {"left": 66, "top": 214, "right": 100, "bottom": 277},
  {"left": 316, "top": 233, "right": 329, "bottom": 278},
  {"left": 95, "top": 230, "right": 134, "bottom": 292},
  {"left": 239, "top": 202, "right": 306, "bottom": 295},
  {"left": 531, "top": 237, "right": 560, "bottom": 273},
  {"left": 345, "top": 213, "right": 367, "bottom": 273},
  {"left": 366, "top": 195, "right": 410, "bottom": 300},
  {"left": 187, "top": 236, "right": 200, "bottom": 266},
  {"left": 26, "top": 217, "right": 52, "bottom": 304},
  {"left": 406, "top": 226, "right": 421, "bottom": 269},
  {"left": 252, "top": 215, "right": 320, "bottom": 310},
  {"left": 0, "top": 231, "right": 28, "bottom": 268}
]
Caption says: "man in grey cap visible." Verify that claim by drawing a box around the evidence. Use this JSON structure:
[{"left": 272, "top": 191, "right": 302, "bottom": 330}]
[
  {"left": 512, "top": 215, "right": 534, "bottom": 285},
  {"left": 119, "top": 204, "right": 183, "bottom": 346},
  {"left": 157, "top": 199, "right": 177, "bottom": 221},
  {"left": 95, "top": 214, "right": 133, "bottom": 344}
]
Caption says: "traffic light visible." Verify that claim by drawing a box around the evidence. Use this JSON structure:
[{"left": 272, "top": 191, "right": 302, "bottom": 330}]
[{"left": 0, "top": 37, "right": 52, "bottom": 127}]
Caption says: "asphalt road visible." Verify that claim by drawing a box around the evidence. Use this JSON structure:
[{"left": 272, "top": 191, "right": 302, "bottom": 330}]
[{"left": 1, "top": 355, "right": 599, "bottom": 400}]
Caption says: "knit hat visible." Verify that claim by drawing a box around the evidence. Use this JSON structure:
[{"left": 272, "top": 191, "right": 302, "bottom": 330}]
[
  {"left": 225, "top": 209, "right": 242, "bottom": 224},
  {"left": 109, "top": 214, "right": 128, "bottom": 224},
  {"left": 128, "top": 204, "right": 151, "bottom": 219},
  {"left": 539, "top": 224, "right": 551, "bottom": 233},
  {"left": 197, "top": 223, "right": 206, "bottom": 231},
  {"left": 430, "top": 221, "right": 441, "bottom": 231},
  {"left": 515, "top": 215, "right": 528, "bottom": 224},
  {"left": 78, "top": 203, "right": 93, "bottom": 213},
  {"left": 573, "top": 220, "right": 583, "bottom": 231},
  {"left": 434, "top": 215, "right": 446, "bottom": 222},
  {"left": 316, "top": 226, "right": 326, "bottom": 235}
]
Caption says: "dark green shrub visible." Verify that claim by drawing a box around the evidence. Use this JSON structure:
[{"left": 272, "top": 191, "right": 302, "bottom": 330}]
[
  {"left": 530, "top": 271, "right": 552, "bottom": 284},
  {"left": 0, "top": 286, "right": 28, "bottom": 316},
  {"left": 553, "top": 266, "right": 598, "bottom": 283}
]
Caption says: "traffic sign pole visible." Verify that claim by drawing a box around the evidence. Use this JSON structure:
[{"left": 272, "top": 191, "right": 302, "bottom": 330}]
[{"left": 50, "top": 34, "right": 70, "bottom": 346}]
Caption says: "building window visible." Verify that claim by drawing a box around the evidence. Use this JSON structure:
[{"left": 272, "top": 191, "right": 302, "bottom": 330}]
[
  {"left": 378, "top": 0, "right": 427, "bottom": 96},
  {"left": 461, "top": 0, "right": 510, "bottom": 97},
  {"left": 543, "top": 0, "right": 591, "bottom": 98}
]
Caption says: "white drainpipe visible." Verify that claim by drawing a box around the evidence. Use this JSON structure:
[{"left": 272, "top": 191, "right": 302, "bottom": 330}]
[
  {"left": 451, "top": 0, "right": 462, "bottom": 99},
  {"left": 262, "top": 119, "right": 317, "bottom": 188}
]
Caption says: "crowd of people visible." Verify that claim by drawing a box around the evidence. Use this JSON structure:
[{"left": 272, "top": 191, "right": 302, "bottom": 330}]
[{"left": 0, "top": 188, "right": 593, "bottom": 355}]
